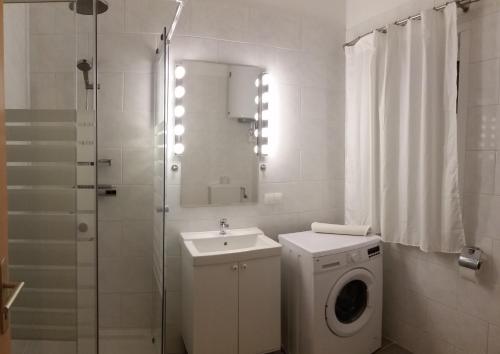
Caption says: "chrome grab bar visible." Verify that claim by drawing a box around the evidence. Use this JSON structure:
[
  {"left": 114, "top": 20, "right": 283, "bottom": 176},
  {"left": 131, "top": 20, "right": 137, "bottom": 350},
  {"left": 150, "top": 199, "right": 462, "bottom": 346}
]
[
  {"left": 97, "top": 184, "right": 117, "bottom": 197},
  {"left": 97, "top": 158, "right": 112, "bottom": 166}
]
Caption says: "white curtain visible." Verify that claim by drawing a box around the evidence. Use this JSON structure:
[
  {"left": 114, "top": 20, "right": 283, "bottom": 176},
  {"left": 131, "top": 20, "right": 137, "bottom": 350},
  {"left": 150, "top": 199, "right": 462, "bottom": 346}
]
[{"left": 345, "top": 3, "right": 465, "bottom": 253}]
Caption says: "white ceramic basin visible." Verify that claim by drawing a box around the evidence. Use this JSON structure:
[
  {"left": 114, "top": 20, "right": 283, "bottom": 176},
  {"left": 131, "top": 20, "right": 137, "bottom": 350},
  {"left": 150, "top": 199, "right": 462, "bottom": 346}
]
[{"left": 181, "top": 227, "right": 281, "bottom": 265}]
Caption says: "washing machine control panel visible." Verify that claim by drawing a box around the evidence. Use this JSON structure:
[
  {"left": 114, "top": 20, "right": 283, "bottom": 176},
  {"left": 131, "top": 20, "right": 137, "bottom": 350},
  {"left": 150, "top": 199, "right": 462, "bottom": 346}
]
[{"left": 314, "top": 243, "right": 382, "bottom": 272}]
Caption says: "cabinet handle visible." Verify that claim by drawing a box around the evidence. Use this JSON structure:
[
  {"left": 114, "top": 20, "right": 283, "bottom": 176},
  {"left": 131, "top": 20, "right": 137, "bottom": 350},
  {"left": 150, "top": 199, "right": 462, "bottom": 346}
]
[
  {"left": 241, "top": 264, "right": 247, "bottom": 270},
  {"left": 232, "top": 265, "right": 238, "bottom": 271}
]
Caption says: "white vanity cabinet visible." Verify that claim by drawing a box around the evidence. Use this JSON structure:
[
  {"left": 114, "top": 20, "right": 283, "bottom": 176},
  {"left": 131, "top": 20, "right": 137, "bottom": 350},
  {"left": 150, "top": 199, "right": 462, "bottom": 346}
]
[
  {"left": 238, "top": 256, "right": 281, "bottom": 354},
  {"left": 180, "top": 228, "right": 282, "bottom": 354}
]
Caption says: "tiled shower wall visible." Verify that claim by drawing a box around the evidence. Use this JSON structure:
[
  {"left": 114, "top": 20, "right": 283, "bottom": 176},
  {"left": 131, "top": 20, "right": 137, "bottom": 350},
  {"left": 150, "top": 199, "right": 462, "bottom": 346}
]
[
  {"left": 346, "top": 1, "right": 500, "bottom": 353},
  {"left": 164, "top": 0, "right": 346, "bottom": 352}
]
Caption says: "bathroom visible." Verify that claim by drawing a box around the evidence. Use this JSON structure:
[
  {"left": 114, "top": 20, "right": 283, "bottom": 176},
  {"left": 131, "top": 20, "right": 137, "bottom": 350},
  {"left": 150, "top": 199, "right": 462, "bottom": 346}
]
[{"left": 0, "top": 0, "right": 498, "bottom": 353}]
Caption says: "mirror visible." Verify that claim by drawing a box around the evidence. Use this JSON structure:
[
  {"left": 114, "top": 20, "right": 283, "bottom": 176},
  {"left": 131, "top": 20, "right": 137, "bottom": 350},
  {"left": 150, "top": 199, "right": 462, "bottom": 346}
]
[{"left": 172, "top": 60, "right": 266, "bottom": 207}]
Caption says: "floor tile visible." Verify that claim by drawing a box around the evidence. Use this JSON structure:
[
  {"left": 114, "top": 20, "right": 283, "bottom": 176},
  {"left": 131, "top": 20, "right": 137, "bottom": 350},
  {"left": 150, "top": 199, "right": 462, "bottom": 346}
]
[{"left": 376, "top": 343, "right": 413, "bottom": 354}]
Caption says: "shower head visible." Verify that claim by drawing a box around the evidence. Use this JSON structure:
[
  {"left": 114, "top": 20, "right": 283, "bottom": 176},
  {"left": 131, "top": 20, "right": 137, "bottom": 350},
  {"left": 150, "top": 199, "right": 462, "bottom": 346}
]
[
  {"left": 77, "top": 59, "right": 93, "bottom": 90},
  {"left": 69, "top": 0, "right": 109, "bottom": 15},
  {"left": 77, "top": 59, "right": 92, "bottom": 73}
]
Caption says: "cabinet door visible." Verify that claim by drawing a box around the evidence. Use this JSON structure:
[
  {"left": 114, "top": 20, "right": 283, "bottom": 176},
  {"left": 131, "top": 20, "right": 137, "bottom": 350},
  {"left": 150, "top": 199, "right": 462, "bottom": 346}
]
[
  {"left": 238, "top": 257, "right": 280, "bottom": 354},
  {"left": 193, "top": 262, "right": 239, "bottom": 354}
]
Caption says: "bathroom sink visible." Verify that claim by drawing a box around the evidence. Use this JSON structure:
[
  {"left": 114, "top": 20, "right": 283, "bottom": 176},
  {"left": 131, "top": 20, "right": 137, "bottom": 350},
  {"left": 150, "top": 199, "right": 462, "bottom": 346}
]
[{"left": 181, "top": 227, "right": 281, "bottom": 265}]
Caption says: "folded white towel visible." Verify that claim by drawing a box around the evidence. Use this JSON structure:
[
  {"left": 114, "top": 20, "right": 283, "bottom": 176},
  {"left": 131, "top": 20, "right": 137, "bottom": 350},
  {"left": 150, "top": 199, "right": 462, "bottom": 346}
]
[{"left": 311, "top": 222, "right": 371, "bottom": 236}]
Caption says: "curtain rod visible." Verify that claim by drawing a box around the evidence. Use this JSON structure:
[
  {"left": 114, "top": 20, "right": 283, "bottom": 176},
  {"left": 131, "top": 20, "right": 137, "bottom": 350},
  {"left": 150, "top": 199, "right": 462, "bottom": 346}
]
[{"left": 343, "top": 0, "right": 480, "bottom": 48}]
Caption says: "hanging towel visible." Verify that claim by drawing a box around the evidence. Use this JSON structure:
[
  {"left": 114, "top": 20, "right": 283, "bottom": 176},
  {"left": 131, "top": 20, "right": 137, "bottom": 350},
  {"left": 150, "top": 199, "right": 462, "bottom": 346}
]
[{"left": 311, "top": 223, "right": 371, "bottom": 236}]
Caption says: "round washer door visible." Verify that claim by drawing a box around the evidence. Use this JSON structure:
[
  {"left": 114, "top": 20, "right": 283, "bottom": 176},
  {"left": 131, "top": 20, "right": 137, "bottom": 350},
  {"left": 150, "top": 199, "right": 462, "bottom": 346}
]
[{"left": 325, "top": 268, "right": 375, "bottom": 337}]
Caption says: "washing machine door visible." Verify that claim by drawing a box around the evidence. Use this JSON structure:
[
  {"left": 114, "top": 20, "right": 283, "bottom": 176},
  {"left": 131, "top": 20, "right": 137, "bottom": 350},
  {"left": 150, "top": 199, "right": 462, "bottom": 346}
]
[{"left": 325, "top": 268, "right": 375, "bottom": 337}]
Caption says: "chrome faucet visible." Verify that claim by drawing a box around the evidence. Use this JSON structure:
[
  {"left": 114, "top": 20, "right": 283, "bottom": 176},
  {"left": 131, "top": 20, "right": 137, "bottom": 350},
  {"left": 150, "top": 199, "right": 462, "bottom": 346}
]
[{"left": 219, "top": 218, "right": 229, "bottom": 235}]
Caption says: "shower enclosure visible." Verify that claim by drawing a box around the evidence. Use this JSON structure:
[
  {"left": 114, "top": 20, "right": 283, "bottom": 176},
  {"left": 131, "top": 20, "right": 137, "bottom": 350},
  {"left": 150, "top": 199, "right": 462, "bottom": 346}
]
[{"left": 2, "top": 0, "right": 181, "bottom": 353}]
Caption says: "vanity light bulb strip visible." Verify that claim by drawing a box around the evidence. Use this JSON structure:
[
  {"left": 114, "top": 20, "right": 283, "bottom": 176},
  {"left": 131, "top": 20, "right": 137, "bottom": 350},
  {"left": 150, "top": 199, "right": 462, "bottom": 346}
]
[
  {"left": 255, "top": 72, "right": 270, "bottom": 156},
  {"left": 174, "top": 64, "right": 186, "bottom": 155}
]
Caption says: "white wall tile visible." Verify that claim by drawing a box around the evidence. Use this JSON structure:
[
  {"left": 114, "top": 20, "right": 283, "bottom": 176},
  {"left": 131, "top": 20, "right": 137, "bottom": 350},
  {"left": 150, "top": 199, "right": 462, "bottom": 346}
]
[
  {"left": 121, "top": 185, "right": 153, "bottom": 220},
  {"left": 300, "top": 146, "right": 327, "bottom": 181},
  {"left": 217, "top": 41, "right": 259, "bottom": 67},
  {"left": 466, "top": 105, "right": 500, "bottom": 150},
  {"left": 54, "top": 72, "right": 76, "bottom": 109},
  {"left": 248, "top": 6, "right": 301, "bottom": 50},
  {"left": 122, "top": 148, "right": 153, "bottom": 185},
  {"left": 98, "top": 259, "right": 122, "bottom": 293},
  {"left": 171, "top": 36, "right": 218, "bottom": 63},
  {"left": 470, "top": 13, "right": 500, "bottom": 63},
  {"left": 98, "top": 0, "right": 125, "bottom": 33},
  {"left": 98, "top": 148, "right": 123, "bottom": 185},
  {"left": 190, "top": 1, "right": 249, "bottom": 42},
  {"left": 98, "top": 72, "right": 124, "bottom": 111},
  {"left": 98, "top": 221, "right": 122, "bottom": 258},
  {"left": 489, "top": 324, "right": 500, "bottom": 354},
  {"left": 124, "top": 73, "right": 153, "bottom": 112},
  {"left": 457, "top": 280, "right": 500, "bottom": 326},
  {"left": 463, "top": 194, "right": 500, "bottom": 242},
  {"left": 30, "top": 3, "right": 75, "bottom": 35},
  {"left": 120, "top": 111, "right": 154, "bottom": 148},
  {"left": 465, "top": 151, "right": 496, "bottom": 194},
  {"left": 120, "top": 293, "right": 153, "bottom": 327},
  {"left": 122, "top": 221, "right": 153, "bottom": 258},
  {"left": 469, "top": 60, "right": 500, "bottom": 107},
  {"left": 267, "top": 48, "right": 302, "bottom": 86},
  {"left": 30, "top": 73, "right": 56, "bottom": 109},
  {"left": 124, "top": 0, "right": 175, "bottom": 34},
  {"left": 97, "top": 33, "right": 158, "bottom": 73},
  {"left": 30, "top": 34, "right": 76, "bottom": 73},
  {"left": 99, "top": 293, "right": 121, "bottom": 328}
]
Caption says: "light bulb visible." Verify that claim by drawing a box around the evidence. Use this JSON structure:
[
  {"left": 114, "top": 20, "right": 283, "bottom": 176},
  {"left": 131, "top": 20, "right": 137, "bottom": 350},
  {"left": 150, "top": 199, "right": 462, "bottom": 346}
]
[
  {"left": 262, "top": 73, "right": 270, "bottom": 86},
  {"left": 174, "top": 124, "right": 185, "bottom": 136},
  {"left": 262, "top": 92, "right": 270, "bottom": 103},
  {"left": 174, "top": 105, "right": 185, "bottom": 118},
  {"left": 254, "top": 113, "right": 259, "bottom": 121},
  {"left": 254, "top": 96, "right": 259, "bottom": 104},
  {"left": 174, "top": 86, "right": 186, "bottom": 98},
  {"left": 255, "top": 78, "right": 260, "bottom": 87},
  {"left": 262, "top": 127, "right": 269, "bottom": 137},
  {"left": 254, "top": 129, "right": 259, "bottom": 138},
  {"left": 174, "top": 143, "right": 185, "bottom": 154},
  {"left": 175, "top": 66, "right": 186, "bottom": 79},
  {"left": 253, "top": 145, "right": 259, "bottom": 154},
  {"left": 261, "top": 144, "right": 269, "bottom": 155}
]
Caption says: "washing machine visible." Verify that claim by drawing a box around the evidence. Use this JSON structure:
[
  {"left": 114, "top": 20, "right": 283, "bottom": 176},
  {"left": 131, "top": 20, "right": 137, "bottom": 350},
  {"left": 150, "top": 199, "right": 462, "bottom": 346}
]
[{"left": 279, "top": 231, "right": 382, "bottom": 354}]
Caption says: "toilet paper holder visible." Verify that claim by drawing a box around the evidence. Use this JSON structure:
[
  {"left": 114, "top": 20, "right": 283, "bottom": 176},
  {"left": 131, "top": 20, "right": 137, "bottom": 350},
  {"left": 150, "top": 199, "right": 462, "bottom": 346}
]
[{"left": 458, "top": 246, "right": 483, "bottom": 271}]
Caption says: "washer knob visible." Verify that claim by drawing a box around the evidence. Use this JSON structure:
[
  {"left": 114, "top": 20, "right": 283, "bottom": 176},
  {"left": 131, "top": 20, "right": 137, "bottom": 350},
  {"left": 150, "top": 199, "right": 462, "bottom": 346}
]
[{"left": 349, "top": 252, "right": 361, "bottom": 263}]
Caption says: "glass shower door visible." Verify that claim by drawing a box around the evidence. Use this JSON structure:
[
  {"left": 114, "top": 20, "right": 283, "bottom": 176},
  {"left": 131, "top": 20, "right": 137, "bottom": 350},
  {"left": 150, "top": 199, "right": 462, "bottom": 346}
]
[
  {"left": 152, "top": 28, "right": 167, "bottom": 354},
  {"left": 3, "top": 1, "right": 97, "bottom": 354}
]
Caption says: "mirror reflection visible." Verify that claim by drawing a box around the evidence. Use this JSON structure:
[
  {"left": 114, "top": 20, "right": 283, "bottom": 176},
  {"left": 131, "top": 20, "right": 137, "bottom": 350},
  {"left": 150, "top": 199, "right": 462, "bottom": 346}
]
[{"left": 174, "top": 60, "right": 264, "bottom": 207}]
